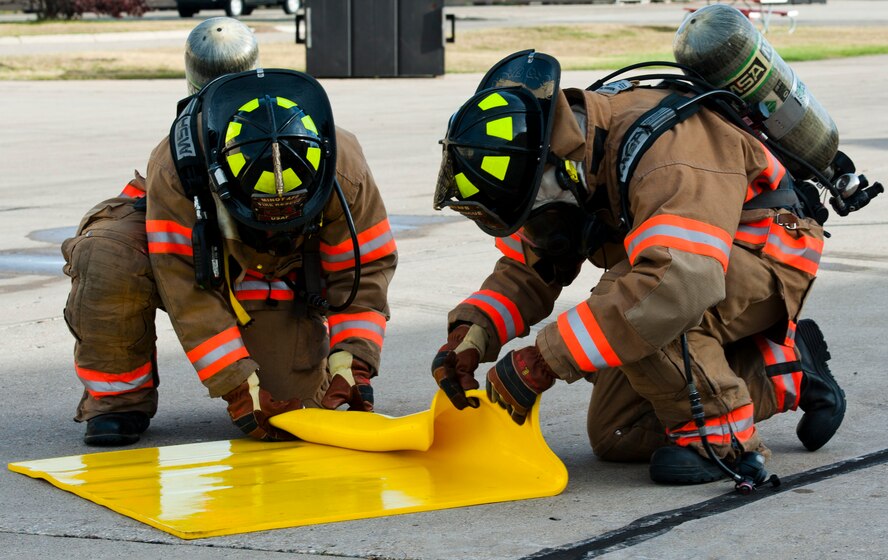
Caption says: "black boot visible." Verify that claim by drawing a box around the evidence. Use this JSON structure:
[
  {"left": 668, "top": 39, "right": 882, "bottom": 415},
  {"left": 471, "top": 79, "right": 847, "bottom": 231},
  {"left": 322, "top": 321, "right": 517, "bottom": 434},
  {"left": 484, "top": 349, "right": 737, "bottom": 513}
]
[
  {"left": 795, "top": 319, "right": 846, "bottom": 451},
  {"left": 649, "top": 446, "right": 726, "bottom": 484},
  {"left": 84, "top": 412, "right": 150, "bottom": 447}
]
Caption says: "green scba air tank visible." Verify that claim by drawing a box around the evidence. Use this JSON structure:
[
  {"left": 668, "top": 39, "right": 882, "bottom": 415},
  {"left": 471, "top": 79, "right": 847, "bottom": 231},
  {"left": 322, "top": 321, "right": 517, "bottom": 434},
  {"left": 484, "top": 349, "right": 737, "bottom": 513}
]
[{"left": 673, "top": 4, "right": 838, "bottom": 179}]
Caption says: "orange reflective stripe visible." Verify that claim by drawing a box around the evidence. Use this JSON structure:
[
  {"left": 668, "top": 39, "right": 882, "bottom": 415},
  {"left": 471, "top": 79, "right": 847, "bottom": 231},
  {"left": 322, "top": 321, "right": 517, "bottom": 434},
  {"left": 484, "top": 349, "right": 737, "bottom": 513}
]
[
  {"left": 328, "top": 311, "right": 386, "bottom": 348},
  {"left": 463, "top": 290, "right": 524, "bottom": 345},
  {"left": 120, "top": 181, "right": 145, "bottom": 199},
  {"left": 320, "top": 218, "right": 397, "bottom": 272},
  {"left": 146, "top": 220, "right": 193, "bottom": 256},
  {"left": 625, "top": 214, "right": 732, "bottom": 272},
  {"left": 756, "top": 148, "right": 787, "bottom": 192},
  {"left": 75, "top": 360, "right": 154, "bottom": 397},
  {"left": 755, "top": 334, "right": 802, "bottom": 412},
  {"left": 495, "top": 234, "right": 526, "bottom": 264},
  {"left": 745, "top": 147, "right": 787, "bottom": 203},
  {"left": 668, "top": 403, "right": 756, "bottom": 446},
  {"left": 734, "top": 217, "right": 770, "bottom": 245},
  {"left": 763, "top": 222, "right": 822, "bottom": 275},
  {"left": 186, "top": 326, "right": 249, "bottom": 381},
  {"left": 556, "top": 303, "right": 620, "bottom": 372},
  {"left": 233, "top": 278, "right": 294, "bottom": 301},
  {"left": 744, "top": 183, "right": 761, "bottom": 203},
  {"left": 785, "top": 320, "right": 797, "bottom": 347}
]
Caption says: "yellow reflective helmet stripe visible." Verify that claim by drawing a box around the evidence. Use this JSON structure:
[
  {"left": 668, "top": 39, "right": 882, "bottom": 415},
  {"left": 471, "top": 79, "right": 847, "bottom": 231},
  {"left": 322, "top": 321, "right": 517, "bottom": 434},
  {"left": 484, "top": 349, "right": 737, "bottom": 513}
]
[
  {"left": 302, "top": 115, "right": 318, "bottom": 134},
  {"left": 277, "top": 97, "right": 297, "bottom": 109},
  {"left": 455, "top": 172, "right": 479, "bottom": 198},
  {"left": 225, "top": 122, "right": 242, "bottom": 144},
  {"left": 306, "top": 146, "right": 321, "bottom": 170},
  {"left": 227, "top": 152, "right": 246, "bottom": 177},
  {"left": 478, "top": 92, "right": 508, "bottom": 111},
  {"left": 255, "top": 168, "right": 302, "bottom": 194},
  {"left": 481, "top": 155, "right": 510, "bottom": 181},
  {"left": 486, "top": 116, "right": 513, "bottom": 141},
  {"left": 254, "top": 170, "right": 277, "bottom": 194},
  {"left": 238, "top": 98, "right": 260, "bottom": 112},
  {"left": 281, "top": 168, "right": 302, "bottom": 192}
]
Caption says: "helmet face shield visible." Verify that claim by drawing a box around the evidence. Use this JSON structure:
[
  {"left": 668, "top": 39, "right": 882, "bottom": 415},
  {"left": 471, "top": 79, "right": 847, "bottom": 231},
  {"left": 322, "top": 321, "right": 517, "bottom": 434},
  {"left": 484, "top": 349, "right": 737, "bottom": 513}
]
[
  {"left": 434, "top": 151, "right": 511, "bottom": 232},
  {"left": 197, "top": 69, "right": 336, "bottom": 233},
  {"left": 434, "top": 50, "right": 561, "bottom": 237}
]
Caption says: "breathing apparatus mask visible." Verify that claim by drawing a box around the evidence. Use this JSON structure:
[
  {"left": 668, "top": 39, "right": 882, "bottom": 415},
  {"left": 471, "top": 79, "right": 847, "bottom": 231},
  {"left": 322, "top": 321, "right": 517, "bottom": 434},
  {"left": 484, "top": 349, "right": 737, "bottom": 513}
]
[{"left": 518, "top": 160, "right": 610, "bottom": 286}]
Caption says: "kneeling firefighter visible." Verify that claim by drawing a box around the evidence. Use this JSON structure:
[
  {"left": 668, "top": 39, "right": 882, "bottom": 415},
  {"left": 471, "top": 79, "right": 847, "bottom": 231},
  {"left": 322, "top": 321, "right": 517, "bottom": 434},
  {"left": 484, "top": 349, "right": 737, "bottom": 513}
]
[
  {"left": 63, "top": 51, "right": 396, "bottom": 444},
  {"left": 432, "top": 48, "right": 872, "bottom": 488}
]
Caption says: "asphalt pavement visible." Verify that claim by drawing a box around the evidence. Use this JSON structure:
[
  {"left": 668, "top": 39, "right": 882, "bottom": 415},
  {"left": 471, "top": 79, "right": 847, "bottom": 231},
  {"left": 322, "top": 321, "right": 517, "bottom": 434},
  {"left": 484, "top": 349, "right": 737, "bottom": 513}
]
[{"left": 1, "top": 2, "right": 888, "bottom": 559}]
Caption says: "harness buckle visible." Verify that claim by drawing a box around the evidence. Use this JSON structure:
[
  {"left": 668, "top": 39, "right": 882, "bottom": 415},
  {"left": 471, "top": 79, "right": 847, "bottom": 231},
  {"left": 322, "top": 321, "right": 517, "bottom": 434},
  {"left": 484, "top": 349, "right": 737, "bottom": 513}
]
[{"left": 775, "top": 213, "right": 799, "bottom": 230}]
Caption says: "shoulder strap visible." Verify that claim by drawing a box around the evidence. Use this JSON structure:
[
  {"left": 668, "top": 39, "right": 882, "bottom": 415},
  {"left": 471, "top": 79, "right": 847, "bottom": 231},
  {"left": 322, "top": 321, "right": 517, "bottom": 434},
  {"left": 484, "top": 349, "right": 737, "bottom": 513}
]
[
  {"left": 170, "top": 95, "right": 208, "bottom": 200},
  {"left": 301, "top": 233, "right": 326, "bottom": 311},
  {"left": 742, "top": 188, "right": 801, "bottom": 210},
  {"left": 615, "top": 92, "right": 703, "bottom": 230},
  {"left": 169, "top": 94, "right": 224, "bottom": 290}
]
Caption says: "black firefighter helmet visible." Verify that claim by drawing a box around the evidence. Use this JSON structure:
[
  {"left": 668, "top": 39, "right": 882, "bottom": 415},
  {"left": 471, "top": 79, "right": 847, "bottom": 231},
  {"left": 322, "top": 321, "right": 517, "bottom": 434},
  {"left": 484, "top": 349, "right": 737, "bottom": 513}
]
[
  {"left": 434, "top": 50, "right": 561, "bottom": 237},
  {"left": 193, "top": 68, "right": 336, "bottom": 233}
]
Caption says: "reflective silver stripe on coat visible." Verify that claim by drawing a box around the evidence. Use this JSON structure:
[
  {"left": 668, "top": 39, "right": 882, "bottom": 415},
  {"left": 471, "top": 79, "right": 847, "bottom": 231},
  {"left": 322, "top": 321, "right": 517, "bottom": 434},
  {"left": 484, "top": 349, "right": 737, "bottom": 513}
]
[
  {"left": 330, "top": 319, "right": 385, "bottom": 338},
  {"left": 468, "top": 292, "right": 518, "bottom": 341},
  {"left": 146, "top": 230, "right": 191, "bottom": 246},
  {"left": 627, "top": 223, "right": 731, "bottom": 261},
  {"left": 766, "top": 232, "right": 822, "bottom": 267},
  {"left": 564, "top": 307, "right": 611, "bottom": 371},
  {"left": 322, "top": 230, "right": 395, "bottom": 264},
  {"left": 191, "top": 337, "right": 246, "bottom": 371},
  {"left": 80, "top": 371, "right": 153, "bottom": 395}
]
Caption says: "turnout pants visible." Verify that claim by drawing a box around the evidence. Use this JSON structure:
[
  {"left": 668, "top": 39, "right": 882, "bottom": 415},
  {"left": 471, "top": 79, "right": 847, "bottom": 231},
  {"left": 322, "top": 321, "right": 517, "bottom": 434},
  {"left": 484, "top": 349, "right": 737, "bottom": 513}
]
[
  {"left": 62, "top": 196, "right": 330, "bottom": 423},
  {"left": 586, "top": 241, "right": 815, "bottom": 463}
]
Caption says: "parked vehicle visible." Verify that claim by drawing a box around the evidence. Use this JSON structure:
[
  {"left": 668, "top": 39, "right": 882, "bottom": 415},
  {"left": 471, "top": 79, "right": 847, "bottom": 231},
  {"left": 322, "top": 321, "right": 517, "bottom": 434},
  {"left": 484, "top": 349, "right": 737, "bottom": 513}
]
[{"left": 174, "top": 0, "right": 300, "bottom": 17}]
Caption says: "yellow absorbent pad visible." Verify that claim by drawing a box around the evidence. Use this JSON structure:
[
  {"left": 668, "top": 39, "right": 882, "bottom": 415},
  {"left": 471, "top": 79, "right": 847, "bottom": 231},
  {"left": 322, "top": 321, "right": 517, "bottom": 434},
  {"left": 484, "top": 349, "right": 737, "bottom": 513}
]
[{"left": 8, "top": 390, "right": 567, "bottom": 540}]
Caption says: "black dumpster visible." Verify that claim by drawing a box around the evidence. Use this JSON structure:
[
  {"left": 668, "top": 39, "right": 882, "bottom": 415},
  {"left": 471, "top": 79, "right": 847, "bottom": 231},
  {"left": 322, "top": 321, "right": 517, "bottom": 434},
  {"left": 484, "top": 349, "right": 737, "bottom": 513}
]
[{"left": 296, "top": 0, "right": 450, "bottom": 78}]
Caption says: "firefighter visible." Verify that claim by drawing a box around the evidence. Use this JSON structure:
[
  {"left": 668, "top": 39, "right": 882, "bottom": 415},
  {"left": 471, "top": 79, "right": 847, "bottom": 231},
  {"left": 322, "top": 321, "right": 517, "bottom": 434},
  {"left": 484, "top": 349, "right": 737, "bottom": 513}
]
[
  {"left": 62, "top": 19, "right": 396, "bottom": 446},
  {"left": 431, "top": 51, "right": 846, "bottom": 484}
]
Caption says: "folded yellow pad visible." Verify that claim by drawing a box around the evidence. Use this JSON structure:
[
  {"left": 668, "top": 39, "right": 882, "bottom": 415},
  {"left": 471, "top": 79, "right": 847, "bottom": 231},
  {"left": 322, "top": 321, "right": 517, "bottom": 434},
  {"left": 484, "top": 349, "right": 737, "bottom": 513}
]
[{"left": 7, "top": 390, "right": 567, "bottom": 540}]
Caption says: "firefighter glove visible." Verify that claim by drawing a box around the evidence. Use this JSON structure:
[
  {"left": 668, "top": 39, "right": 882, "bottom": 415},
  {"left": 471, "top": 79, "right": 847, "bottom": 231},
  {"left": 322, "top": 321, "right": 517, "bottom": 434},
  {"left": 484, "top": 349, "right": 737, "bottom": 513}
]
[
  {"left": 486, "top": 345, "right": 556, "bottom": 425},
  {"left": 221, "top": 371, "right": 303, "bottom": 441},
  {"left": 321, "top": 351, "right": 374, "bottom": 411},
  {"left": 432, "top": 323, "right": 490, "bottom": 410}
]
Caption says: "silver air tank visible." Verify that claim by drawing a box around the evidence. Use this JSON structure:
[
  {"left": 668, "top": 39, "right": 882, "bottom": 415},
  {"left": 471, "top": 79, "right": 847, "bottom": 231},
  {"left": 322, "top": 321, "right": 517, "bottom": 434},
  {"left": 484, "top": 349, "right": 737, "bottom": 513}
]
[
  {"left": 673, "top": 4, "right": 838, "bottom": 179},
  {"left": 185, "top": 17, "right": 259, "bottom": 95}
]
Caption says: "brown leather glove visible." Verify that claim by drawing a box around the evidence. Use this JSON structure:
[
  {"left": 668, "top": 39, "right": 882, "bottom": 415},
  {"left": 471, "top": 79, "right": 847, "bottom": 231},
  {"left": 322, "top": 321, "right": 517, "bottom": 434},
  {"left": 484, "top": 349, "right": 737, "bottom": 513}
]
[
  {"left": 432, "top": 323, "right": 489, "bottom": 410},
  {"left": 486, "top": 345, "right": 556, "bottom": 425},
  {"left": 321, "top": 351, "right": 374, "bottom": 412},
  {"left": 221, "top": 371, "right": 303, "bottom": 441}
]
